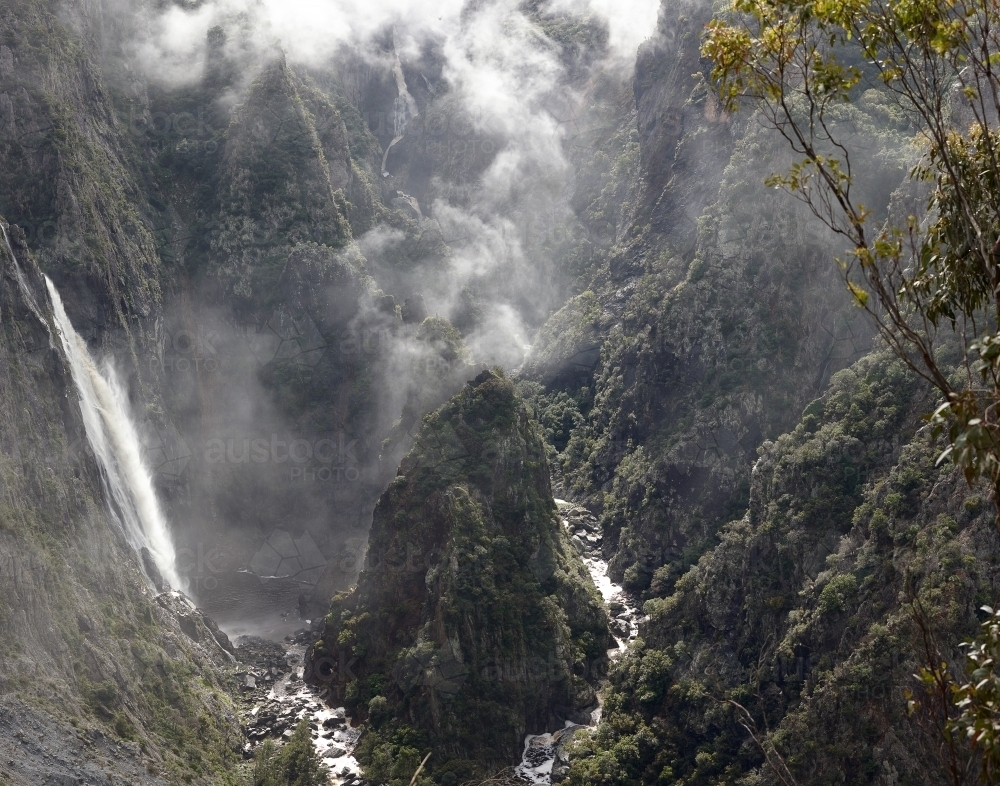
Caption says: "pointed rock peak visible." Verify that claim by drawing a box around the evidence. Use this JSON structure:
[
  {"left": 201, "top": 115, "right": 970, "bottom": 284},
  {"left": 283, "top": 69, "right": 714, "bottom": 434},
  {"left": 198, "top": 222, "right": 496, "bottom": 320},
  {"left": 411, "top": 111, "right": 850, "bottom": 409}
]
[
  {"left": 212, "top": 61, "right": 353, "bottom": 303},
  {"left": 305, "top": 380, "right": 610, "bottom": 778}
]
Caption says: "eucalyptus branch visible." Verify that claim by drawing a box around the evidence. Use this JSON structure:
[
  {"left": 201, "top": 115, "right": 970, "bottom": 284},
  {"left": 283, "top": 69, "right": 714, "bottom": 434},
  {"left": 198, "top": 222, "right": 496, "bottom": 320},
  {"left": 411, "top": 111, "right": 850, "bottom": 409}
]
[
  {"left": 703, "top": 0, "right": 1000, "bottom": 525},
  {"left": 724, "top": 699, "right": 802, "bottom": 786}
]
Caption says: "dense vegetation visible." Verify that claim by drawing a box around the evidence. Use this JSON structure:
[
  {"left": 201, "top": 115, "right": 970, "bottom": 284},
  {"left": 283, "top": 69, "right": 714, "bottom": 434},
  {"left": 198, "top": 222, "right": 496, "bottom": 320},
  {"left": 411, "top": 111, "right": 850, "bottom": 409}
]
[
  {"left": 253, "top": 720, "right": 328, "bottom": 786},
  {"left": 561, "top": 352, "right": 1000, "bottom": 784}
]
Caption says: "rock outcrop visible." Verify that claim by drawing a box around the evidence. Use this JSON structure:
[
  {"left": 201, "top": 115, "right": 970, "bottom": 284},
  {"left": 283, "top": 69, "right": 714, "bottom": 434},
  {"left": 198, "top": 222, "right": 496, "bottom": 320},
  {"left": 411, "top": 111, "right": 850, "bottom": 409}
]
[
  {"left": 306, "top": 370, "right": 610, "bottom": 778},
  {"left": 211, "top": 57, "right": 353, "bottom": 309},
  {"left": 0, "top": 222, "right": 242, "bottom": 785}
]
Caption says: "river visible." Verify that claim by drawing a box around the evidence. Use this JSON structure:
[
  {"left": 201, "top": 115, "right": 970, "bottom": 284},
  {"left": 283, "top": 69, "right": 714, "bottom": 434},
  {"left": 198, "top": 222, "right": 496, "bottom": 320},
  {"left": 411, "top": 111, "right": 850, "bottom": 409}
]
[{"left": 236, "top": 498, "right": 638, "bottom": 785}]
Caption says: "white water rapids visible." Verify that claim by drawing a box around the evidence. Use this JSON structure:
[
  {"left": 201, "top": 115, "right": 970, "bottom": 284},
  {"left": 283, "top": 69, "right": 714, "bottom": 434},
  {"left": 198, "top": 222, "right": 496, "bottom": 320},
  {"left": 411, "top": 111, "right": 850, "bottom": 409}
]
[
  {"left": 46, "top": 277, "right": 181, "bottom": 590},
  {"left": 512, "top": 499, "right": 640, "bottom": 784}
]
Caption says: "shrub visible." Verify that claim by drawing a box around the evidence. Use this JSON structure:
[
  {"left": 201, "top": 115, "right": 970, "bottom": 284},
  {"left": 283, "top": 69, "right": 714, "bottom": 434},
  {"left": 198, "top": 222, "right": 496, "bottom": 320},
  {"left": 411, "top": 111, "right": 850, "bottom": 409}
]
[{"left": 253, "top": 719, "right": 327, "bottom": 786}]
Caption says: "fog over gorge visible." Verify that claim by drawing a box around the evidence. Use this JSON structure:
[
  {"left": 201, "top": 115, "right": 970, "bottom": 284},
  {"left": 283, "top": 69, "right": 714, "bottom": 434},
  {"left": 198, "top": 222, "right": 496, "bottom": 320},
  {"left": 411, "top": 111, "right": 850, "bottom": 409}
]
[{"left": 3, "top": 0, "right": 1000, "bottom": 783}]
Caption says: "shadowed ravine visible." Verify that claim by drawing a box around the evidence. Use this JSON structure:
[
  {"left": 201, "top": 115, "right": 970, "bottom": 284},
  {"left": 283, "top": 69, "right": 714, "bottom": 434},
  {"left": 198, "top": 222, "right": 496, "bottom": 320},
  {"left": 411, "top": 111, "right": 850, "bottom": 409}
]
[{"left": 3, "top": 0, "right": 998, "bottom": 782}]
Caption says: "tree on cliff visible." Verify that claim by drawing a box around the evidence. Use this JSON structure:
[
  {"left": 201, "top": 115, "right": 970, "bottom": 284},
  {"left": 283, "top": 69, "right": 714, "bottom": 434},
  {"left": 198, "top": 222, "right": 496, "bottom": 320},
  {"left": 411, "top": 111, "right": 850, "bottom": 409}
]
[
  {"left": 702, "top": 0, "right": 1000, "bottom": 780},
  {"left": 703, "top": 0, "right": 1000, "bottom": 526}
]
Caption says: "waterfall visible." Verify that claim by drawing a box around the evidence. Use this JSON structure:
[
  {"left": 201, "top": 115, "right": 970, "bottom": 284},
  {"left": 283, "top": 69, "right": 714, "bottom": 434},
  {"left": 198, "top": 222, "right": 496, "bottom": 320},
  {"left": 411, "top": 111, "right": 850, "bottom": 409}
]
[
  {"left": 1, "top": 224, "right": 45, "bottom": 326},
  {"left": 45, "top": 277, "right": 181, "bottom": 590},
  {"left": 381, "top": 27, "right": 419, "bottom": 177}
]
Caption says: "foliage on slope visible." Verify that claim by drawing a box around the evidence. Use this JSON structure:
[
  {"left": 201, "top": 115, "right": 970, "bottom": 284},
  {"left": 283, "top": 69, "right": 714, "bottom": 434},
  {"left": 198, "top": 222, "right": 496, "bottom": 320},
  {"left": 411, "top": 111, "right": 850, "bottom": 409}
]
[
  {"left": 211, "top": 57, "right": 353, "bottom": 312},
  {"left": 0, "top": 0, "right": 165, "bottom": 349},
  {"left": 0, "top": 224, "right": 243, "bottom": 785},
  {"left": 524, "top": 0, "right": 917, "bottom": 601},
  {"left": 565, "top": 351, "right": 1000, "bottom": 785},
  {"left": 252, "top": 719, "right": 327, "bottom": 786}
]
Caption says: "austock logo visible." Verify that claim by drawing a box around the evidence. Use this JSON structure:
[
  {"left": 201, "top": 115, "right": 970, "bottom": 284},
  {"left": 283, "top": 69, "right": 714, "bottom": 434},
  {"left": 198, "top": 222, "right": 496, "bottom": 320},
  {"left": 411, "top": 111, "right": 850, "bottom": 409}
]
[
  {"left": 363, "top": 106, "right": 495, "bottom": 140},
  {"left": 248, "top": 304, "right": 398, "bottom": 369},
  {"left": 140, "top": 420, "right": 193, "bottom": 479},
  {"left": 128, "top": 107, "right": 220, "bottom": 156},
  {"left": 203, "top": 431, "right": 363, "bottom": 487},
  {"left": 204, "top": 432, "right": 358, "bottom": 465},
  {"left": 67, "top": 419, "right": 192, "bottom": 480},
  {"left": 175, "top": 542, "right": 224, "bottom": 593},
  {"left": 391, "top": 644, "right": 469, "bottom": 701},
  {"left": 248, "top": 528, "right": 327, "bottom": 586},
  {"left": 8, "top": 218, "right": 62, "bottom": 246},
  {"left": 249, "top": 306, "right": 326, "bottom": 368},
  {"left": 333, "top": 541, "right": 443, "bottom": 576},
  {"left": 129, "top": 107, "right": 216, "bottom": 138},
  {"left": 150, "top": 328, "right": 221, "bottom": 375}
]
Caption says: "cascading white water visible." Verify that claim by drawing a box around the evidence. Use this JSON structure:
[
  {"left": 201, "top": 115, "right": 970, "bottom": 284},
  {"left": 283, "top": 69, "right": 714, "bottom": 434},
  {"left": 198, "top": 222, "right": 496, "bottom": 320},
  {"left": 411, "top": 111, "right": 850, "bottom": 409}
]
[
  {"left": 1, "top": 224, "right": 45, "bottom": 327},
  {"left": 380, "top": 27, "right": 419, "bottom": 177},
  {"left": 513, "top": 499, "right": 640, "bottom": 783},
  {"left": 45, "top": 277, "right": 181, "bottom": 590}
]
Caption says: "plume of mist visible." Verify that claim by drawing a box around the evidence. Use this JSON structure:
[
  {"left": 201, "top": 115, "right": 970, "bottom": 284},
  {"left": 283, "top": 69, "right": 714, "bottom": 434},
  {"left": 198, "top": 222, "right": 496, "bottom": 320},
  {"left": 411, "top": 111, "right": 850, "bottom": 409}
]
[
  {"left": 134, "top": 0, "right": 656, "bottom": 82},
  {"left": 108, "top": 0, "right": 662, "bottom": 628},
  {"left": 132, "top": 0, "right": 658, "bottom": 369}
]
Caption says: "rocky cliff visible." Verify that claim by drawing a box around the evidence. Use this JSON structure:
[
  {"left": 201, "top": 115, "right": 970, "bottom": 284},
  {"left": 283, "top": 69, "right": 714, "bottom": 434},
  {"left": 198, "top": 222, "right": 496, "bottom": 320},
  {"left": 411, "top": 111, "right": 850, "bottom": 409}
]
[
  {"left": 522, "top": 0, "right": 913, "bottom": 600},
  {"left": 561, "top": 349, "right": 1000, "bottom": 785},
  {"left": 0, "top": 223, "right": 243, "bottom": 785},
  {"left": 498, "top": 0, "right": 1000, "bottom": 782},
  {"left": 306, "top": 370, "right": 610, "bottom": 781}
]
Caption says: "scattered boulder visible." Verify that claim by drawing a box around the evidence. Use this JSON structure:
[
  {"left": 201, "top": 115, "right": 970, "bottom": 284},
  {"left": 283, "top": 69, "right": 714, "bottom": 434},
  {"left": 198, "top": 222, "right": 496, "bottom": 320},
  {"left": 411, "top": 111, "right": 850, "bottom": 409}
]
[
  {"left": 391, "top": 191, "right": 423, "bottom": 222},
  {"left": 177, "top": 613, "right": 202, "bottom": 643}
]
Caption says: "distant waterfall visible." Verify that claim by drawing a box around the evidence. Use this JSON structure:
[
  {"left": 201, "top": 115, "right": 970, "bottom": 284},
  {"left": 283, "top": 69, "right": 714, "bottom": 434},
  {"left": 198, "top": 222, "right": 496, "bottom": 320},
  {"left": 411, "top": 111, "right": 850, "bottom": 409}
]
[
  {"left": 380, "top": 26, "right": 420, "bottom": 177},
  {"left": 0, "top": 224, "right": 45, "bottom": 326},
  {"left": 45, "top": 277, "right": 181, "bottom": 590}
]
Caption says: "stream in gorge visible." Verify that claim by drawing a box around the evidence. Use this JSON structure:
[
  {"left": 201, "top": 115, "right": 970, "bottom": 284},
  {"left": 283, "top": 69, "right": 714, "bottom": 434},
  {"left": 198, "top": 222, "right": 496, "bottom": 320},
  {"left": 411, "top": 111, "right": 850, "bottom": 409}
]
[
  {"left": 233, "top": 498, "right": 641, "bottom": 786},
  {"left": 511, "top": 499, "right": 641, "bottom": 785}
]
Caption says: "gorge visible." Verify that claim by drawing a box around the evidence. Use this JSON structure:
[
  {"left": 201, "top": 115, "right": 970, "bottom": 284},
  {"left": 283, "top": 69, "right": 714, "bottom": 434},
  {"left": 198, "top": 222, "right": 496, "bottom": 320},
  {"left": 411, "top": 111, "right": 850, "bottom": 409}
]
[{"left": 0, "top": 0, "right": 998, "bottom": 784}]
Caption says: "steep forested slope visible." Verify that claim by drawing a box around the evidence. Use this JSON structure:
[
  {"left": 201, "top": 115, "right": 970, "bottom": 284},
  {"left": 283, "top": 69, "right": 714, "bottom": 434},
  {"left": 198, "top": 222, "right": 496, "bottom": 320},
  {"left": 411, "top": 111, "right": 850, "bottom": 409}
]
[
  {"left": 522, "top": 0, "right": 915, "bottom": 601},
  {"left": 0, "top": 224, "right": 243, "bottom": 785},
  {"left": 510, "top": 1, "right": 998, "bottom": 783},
  {"left": 563, "top": 350, "right": 1000, "bottom": 784},
  {"left": 306, "top": 371, "right": 609, "bottom": 781}
]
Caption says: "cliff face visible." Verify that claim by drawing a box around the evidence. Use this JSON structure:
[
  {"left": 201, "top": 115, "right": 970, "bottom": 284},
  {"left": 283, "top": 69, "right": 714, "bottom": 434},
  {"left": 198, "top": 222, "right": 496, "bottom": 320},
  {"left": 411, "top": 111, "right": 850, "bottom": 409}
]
[
  {"left": 210, "top": 59, "right": 352, "bottom": 310},
  {"left": 0, "top": 0, "right": 164, "bottom": 346},
  {"left": 0, "top": 1, "right": 488, "bottom": 771},
  {"left": 0, "top": 224, "right": 242, "bottom": 786},
  {"left": 565, "top": 351, "right": 1000, "bottom": 785},
  {"left": 0, "top": 0, "right": 623, "bottom": 782},
  {"left": 509, "top": 0, "right": 994, "bottom": 781},
  {"left": 306, "top": 371, "right": 610, "bottom": 780},
  {"left": 0, "top": 3, "right": 252, "bottom": 781},
  {"left": 0, "top": 3, "right": 400, "bottom": 781},
  {"left": 523, "top": 0, "right": 914, "bottom": 600},
  {"left": 121, "top": 26, "right": 463, "bottom": 626},
  {"left": 0, "top": 0, "right": 993, "bottom": 781}
]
